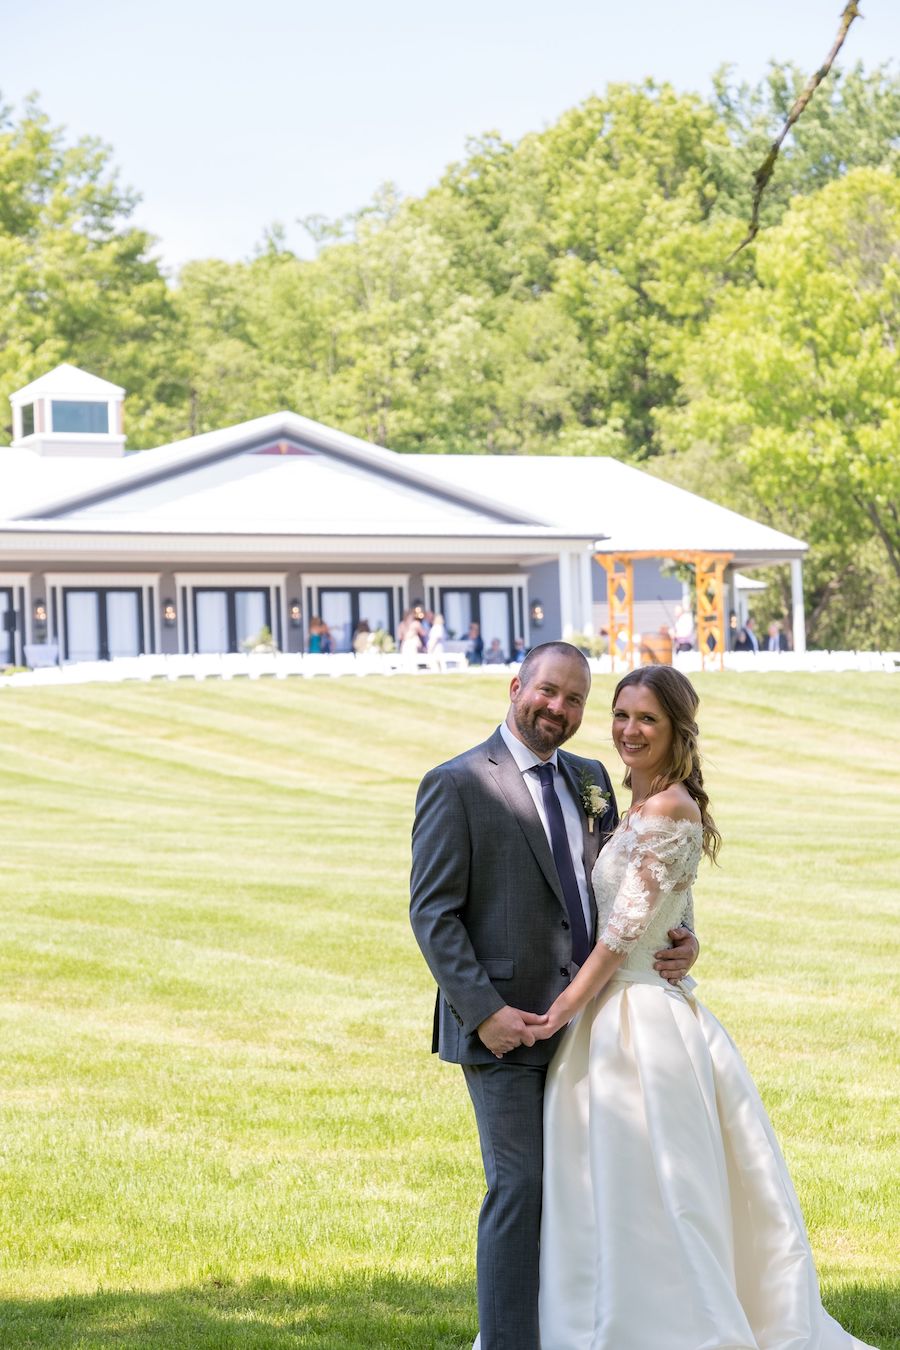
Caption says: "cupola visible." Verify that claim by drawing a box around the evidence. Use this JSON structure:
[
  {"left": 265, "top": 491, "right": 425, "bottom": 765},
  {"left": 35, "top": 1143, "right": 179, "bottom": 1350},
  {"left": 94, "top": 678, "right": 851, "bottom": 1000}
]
[{"left": 9, "top": 363, "right": 126, "bottom": 457}]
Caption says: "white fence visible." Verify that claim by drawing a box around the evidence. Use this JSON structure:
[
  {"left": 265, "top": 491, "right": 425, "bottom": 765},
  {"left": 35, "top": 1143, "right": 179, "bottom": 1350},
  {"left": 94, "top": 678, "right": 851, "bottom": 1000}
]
[
  {"left": 672, "top": 650, "right": 899, "bottom": 675},
  {"left": 0, "top": 647, "right": 896, "bottom": 690},
  {"left": 0, "top": 649, "right": 470, "bottom": 688}
]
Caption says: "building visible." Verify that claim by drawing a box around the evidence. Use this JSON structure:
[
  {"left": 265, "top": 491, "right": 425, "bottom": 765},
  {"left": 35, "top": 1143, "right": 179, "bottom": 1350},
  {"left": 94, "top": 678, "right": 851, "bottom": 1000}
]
[{"left": 0, "top": 364, "right": 808, "bottom": 666}]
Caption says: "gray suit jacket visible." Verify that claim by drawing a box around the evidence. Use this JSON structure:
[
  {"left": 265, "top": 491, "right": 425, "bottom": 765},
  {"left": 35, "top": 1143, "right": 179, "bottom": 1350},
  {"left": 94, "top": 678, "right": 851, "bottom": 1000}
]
[{"left": 410, "top": 727, "right": 619, "bottom": 1065}]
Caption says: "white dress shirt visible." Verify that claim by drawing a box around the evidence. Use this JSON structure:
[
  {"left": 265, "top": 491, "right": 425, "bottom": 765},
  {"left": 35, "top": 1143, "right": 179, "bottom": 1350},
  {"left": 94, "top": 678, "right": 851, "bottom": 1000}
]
[{"left": 499, "top": 720, "right": 593, "bottom": 936}]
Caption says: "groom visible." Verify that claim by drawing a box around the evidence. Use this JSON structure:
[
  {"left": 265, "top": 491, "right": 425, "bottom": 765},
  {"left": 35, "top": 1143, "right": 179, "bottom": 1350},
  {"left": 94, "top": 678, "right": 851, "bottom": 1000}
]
[{"left": 410, "top": 642, "right": 698, "bottom": 1350}]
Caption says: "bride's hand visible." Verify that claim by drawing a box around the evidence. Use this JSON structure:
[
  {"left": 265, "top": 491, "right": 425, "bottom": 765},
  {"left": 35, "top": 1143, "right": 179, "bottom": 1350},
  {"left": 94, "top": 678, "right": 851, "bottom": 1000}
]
[{"left": 531, "top": 1005, "right": 571, "bottom": 1040}]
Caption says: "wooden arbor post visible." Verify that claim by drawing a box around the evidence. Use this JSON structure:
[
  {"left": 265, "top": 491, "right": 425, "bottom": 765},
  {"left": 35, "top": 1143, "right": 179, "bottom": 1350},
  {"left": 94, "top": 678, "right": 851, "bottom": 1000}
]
[
  {"left": 595, "top": 550, "right": 733, "bottom": 671},
  {"left": 596, "top": 555, "right": 634, "bottom": 671},
  {"left": 694, "top": 553, "right": 733, "bottom": 670}
]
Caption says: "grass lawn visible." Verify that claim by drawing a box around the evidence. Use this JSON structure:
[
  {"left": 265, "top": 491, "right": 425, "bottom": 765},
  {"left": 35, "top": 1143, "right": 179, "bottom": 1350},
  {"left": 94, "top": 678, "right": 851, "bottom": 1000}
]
[{"left": 0, "top": 672, "right": 897, "bottom": 1349}]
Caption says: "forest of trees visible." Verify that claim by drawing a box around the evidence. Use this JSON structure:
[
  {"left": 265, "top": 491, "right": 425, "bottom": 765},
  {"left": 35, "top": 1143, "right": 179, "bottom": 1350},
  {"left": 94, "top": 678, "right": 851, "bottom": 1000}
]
[{"left": 1, "top": 63, "right": 898, "bottom": 647}]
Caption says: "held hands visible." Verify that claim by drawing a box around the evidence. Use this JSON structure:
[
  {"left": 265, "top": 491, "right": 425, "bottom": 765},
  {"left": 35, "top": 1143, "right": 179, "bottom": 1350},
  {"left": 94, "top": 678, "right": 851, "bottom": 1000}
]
[
  {"left": 529, "top": 1004, "right": 571, "bottom": 1041},
  {"left": 477, "top": 1005, "right": 548, "bottom": 1058},
  {"left": 653, "top": 927, "right": 699, "bottom": 984}
]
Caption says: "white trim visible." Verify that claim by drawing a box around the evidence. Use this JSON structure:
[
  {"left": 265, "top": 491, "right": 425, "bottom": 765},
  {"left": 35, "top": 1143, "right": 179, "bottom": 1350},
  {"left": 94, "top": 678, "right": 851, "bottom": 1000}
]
[
  {"left": 172, "top": 570, "right": 290, "bottom": 588},
  {"left": 43, "top": 571, "right": 162, "bottom": 587},
  {"left": 0, "top": 531, "right": 593, "bottom": 558},
  {"left": 578, "top": 550, "right": 594, "bottom": 634},
  {"left": 421, "top": 571, "right": 525, "bottom": 587},
  {"left": 299, "top": 571, "right": 412, "bottom": 587},
  {"left": 558, "top": 549, "right": 574, "bottom": 638}
]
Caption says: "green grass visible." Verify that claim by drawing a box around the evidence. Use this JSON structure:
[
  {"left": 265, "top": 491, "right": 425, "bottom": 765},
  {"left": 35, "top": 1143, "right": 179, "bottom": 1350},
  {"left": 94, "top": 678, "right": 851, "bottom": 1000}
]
[{"left": 0, "top": 673, "right": 897, "bottom": 1349}]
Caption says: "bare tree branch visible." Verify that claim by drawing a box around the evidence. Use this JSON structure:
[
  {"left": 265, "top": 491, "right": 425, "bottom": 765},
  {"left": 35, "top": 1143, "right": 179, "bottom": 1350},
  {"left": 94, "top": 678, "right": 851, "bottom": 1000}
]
[{"left": 727, "top": 2, "right": 864, "bottom": 261}]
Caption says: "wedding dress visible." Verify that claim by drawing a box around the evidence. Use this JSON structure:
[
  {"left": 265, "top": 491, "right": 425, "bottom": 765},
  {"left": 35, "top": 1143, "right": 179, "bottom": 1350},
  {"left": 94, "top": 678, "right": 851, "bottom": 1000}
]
[{"left": 538, "top": 813, "right": 876, "bottom": 1350}]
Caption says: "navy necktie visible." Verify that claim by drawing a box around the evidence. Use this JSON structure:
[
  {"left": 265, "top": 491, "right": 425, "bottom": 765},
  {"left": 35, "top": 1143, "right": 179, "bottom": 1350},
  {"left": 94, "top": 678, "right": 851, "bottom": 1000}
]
[{"left": 533, "top": 762, "right": 591, "bottom": 967}]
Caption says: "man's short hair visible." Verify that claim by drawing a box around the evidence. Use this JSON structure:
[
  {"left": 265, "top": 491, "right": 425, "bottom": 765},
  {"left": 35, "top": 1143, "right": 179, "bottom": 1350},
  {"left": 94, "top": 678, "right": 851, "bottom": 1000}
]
[{"left": 517, "top": 641, "right": 591, "bottom": 687}]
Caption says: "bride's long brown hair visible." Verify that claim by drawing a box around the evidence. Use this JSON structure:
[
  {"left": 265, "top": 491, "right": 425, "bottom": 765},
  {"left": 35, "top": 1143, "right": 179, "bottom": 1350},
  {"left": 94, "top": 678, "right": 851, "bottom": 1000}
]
[{"left": 612, "top": 665, "right": 721, "bottom": 863}]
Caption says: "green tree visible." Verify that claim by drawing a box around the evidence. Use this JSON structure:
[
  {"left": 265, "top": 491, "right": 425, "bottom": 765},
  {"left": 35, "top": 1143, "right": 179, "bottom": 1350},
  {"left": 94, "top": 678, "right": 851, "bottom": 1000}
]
[
  {"left": 0, "top": 95, "right": 185, "bottom": 447},
  {"left": 661, "top": 168, "right": 900, "bottom": 647}
]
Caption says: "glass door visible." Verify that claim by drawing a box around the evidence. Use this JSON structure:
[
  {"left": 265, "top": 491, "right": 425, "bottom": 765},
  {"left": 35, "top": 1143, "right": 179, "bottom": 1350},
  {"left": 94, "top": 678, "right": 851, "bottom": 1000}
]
[
  {"left": 195, "top": 591, "right": 229, "bottom": 654},
  {"left": 234, "top": 591, "right": 268, "bottom": 649},
  {"left": 356, "top": 589, "right": 392, "bottom": 634},
  {"left": 478, "top": 592, "right": 512, "bottom": 658},
  {"left": 193, "top": 588, "right": 271, "bottom": 653},
  {"left": 64, "top": 589, "right": 143, "bottom": 662},
  {"left": 318, "top": 588, "right": 394, "bottom": 653},
  {"left": 319, "top": 591, "right": 352, "bottom": 652},
  {"left": 441, "top": 591, "right": 472, "bottom": 642},
  {"left": 106, "top": 591, "right": 142, "bottom": 659},
  {"left": 0, "top": 589, "right": 15, "bottom": 665},
  {"left": 440, "top": 588, "right": 514, "bottom": 657}
]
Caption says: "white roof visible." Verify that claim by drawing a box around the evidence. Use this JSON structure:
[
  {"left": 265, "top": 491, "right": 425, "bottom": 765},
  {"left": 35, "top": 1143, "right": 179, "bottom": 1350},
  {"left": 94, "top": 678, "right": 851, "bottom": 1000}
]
[
  {"left": 415, "top": 454, "right": 807, "bottom": 564},
  {"left": 0, "top": 412, "right": 570, "bottom": 544},
  {"left": 0, "top": 406, "right": 807, "bottom": 564},
  {"left": 10, "top": 362, "right": 125, "bottom": 404},
  {"left": 733, "top": 571, "right": 768, "bottom": 591},
  {"left": 0, "top": 450, "right": 138, "bottom": 517}
]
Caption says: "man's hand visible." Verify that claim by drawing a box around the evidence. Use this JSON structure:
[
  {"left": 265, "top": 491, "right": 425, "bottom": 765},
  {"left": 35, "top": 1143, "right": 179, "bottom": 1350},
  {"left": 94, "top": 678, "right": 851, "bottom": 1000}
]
[
  {"left": 530, "top": 1004, "right": 571, "bottom": 1041},
  {"left": 477, "top": 1006, "right": 548, "bottom": 1057},
  {"left": 653, "top": 927, "right": 699, "bottom": 985}
]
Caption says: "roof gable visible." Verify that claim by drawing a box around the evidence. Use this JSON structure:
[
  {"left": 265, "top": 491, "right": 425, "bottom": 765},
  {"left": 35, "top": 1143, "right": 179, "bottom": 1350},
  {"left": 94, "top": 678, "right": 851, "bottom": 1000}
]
[{"left": 8, "top": 415, "right": 551, "bottom": 533}]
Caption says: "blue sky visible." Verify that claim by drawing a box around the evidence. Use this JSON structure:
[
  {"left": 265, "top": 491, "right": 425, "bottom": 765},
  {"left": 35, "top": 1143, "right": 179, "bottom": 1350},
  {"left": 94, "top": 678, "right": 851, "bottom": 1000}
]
[{"left": 2, "top": 0, "right": 897, "bottom": 273}]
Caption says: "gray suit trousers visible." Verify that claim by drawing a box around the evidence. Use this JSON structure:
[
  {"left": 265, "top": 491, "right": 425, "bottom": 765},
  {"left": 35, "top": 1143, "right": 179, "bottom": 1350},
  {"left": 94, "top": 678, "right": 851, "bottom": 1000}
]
[{"left": 463, "top": 1060, "right": 547, "bottom": 1350}]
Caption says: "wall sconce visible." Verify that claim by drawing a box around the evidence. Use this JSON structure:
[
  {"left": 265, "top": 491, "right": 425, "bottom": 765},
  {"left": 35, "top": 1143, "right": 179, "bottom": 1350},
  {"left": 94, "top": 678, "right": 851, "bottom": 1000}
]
[
  {"left": 163, "top": 599, "right": 177, "bottom": 628},
  {"left": 530, "top": 600, "right": 544, "bottom": 628},
  {"left": 289, "top": 599, "right": 302, "bottom": 628},
  {"left": 33, "top": 600, "right": 48, "bottom": 625}
]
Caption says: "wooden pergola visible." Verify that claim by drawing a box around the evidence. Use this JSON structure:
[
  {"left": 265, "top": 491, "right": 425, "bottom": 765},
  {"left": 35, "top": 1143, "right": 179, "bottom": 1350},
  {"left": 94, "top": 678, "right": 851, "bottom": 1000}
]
[{"left": 595, "top": 550, "right": 734, "bottom": 671}]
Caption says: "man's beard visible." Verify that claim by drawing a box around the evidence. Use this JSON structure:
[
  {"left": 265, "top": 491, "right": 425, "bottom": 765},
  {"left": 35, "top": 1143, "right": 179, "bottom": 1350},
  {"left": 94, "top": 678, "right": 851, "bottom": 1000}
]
[{"left": 513, "top": 705, "right": 572, "bottom": 755}]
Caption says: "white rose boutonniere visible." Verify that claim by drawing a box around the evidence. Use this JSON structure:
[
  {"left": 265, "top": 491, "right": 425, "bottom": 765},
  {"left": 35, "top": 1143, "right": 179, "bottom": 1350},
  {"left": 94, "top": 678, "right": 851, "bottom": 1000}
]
[{"left": 578, "top": 768, "right": 610, "bottom": 834}]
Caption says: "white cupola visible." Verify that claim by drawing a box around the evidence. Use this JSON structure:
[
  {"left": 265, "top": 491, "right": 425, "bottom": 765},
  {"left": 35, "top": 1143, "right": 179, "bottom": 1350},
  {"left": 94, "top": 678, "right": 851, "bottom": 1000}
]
[{"left": 9, "top": 363, "right": 126, "bottom": 457}]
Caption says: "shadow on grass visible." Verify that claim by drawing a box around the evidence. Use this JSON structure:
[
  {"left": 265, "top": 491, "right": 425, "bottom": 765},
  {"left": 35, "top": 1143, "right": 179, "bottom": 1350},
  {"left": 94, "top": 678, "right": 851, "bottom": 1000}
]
[
  {"left": 0, "top": 1272, "right": 477, "bottom": 1350},
  {"left": 1, "top": 1275, "right": 895, "bottom": 1349},
  {"left": 823, "top": 1280, "right": 900, "bottom": 1350}
]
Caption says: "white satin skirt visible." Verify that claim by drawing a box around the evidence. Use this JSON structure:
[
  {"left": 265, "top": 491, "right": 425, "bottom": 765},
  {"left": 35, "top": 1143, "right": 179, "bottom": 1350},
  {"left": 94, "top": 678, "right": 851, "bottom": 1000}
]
[{"left": 538, "top": 971, "right": 875, "bottom": 1350}]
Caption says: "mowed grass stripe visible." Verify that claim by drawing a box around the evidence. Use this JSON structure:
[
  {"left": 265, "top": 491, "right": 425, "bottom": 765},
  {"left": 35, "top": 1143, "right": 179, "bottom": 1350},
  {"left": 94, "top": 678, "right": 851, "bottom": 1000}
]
[{"left": 0, "top": 674, "right": 896, "bottom": 1349}]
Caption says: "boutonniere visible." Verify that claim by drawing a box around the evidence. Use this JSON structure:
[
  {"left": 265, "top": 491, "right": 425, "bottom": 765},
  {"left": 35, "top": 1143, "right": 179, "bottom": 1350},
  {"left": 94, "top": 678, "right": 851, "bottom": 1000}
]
[{"left": 578, "top": 768, "right": 610, "bottom": 834}]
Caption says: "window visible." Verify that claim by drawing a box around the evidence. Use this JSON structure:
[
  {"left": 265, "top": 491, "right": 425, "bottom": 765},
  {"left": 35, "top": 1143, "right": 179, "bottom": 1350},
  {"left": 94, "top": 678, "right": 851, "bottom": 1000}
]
[
  {"left": 51, "top": 400, "right": 109, "bottom": 434},
  {"left": 21, "top": 404, "right": 35, "bottom": 437}
]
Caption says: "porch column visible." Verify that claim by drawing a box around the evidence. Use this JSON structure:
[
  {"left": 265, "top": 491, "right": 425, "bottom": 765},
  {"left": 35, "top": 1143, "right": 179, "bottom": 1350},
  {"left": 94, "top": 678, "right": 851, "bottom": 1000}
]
[
  {"left": 558, "top": 549, "right": 575, "bottom": 638},
  {"left": 790, "top": 559, "right": 807, "bottom": 654},
  {"left": 578, "top": 550, "right": 594, "bottom": 634}
]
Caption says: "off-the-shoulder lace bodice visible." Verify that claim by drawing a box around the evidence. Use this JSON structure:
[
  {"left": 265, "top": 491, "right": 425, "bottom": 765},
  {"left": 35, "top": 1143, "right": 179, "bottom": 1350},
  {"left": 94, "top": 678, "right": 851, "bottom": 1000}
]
[{"left": 592, "top": 813, "right": 701, "bottom": 972}]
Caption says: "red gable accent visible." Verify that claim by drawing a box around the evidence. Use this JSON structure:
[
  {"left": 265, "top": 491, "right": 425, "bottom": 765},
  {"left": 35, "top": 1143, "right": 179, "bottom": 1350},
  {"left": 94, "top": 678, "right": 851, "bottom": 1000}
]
[{"left": 254, "top": 441, "right": 316, "bottom": 456}]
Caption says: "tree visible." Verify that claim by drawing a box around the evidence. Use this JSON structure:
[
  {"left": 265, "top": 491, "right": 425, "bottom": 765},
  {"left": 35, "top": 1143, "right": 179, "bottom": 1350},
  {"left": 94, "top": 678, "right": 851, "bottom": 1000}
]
[
  {"left": 0, "top": 95, "right": 184, "bottom": 447},
  {"left": 660, "top": 168, "right": 900, "bottom": 646}
]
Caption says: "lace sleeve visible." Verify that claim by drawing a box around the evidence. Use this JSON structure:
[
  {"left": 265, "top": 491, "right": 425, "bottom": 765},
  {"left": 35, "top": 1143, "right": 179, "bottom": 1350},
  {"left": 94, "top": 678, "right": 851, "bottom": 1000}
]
[{"left": 600, "top": 815, "right": 696, "bottom": 955}]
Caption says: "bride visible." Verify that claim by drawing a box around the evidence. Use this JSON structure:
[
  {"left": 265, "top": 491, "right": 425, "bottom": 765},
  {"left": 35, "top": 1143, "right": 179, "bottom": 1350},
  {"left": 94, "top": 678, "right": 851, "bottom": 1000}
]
[{"left": 532, "top": 665, "right": 875, "bottom": 1350}]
